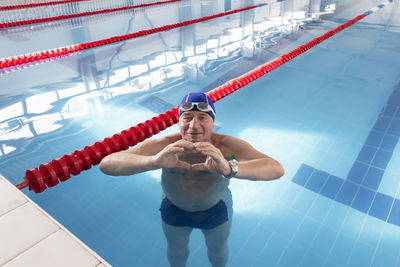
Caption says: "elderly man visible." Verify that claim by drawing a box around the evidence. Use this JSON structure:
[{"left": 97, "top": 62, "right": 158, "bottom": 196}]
[{"left": 100, "top": 92, "right": 284, "bottom": 267}]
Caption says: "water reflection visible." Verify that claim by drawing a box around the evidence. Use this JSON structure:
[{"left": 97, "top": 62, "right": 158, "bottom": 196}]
[
  {"left": 0, "top": 0, "right": 335, "bottom": 159},
  {"left": 0, "top": 0, "right": 150, "bottom": 24},
  {"left": 4, "top": 1, "right": 399, "bottom": 266}
]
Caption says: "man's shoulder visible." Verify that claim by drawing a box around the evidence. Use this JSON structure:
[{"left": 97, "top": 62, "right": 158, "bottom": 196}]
[
  {"left": 146, "top": 133, "right": 182, "bottom": 148},
  {"left": 212, "top": 132, "right": 240, "bottom": 145},
  {"left": 211, "top": 132, "right": 242, "bottom": 157},
  {"left": 128, "top": 133, "right": 181, "bottom": 155},
  {"left": 212, "top": 133, "right": 262, "bottom": 160},
  {"left": 159, "top": 133, "right": 182, "bottom": 144}
]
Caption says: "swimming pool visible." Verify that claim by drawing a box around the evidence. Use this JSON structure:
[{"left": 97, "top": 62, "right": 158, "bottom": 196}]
[{"left": 1, "top": 0, "right": 400, "bottom": 266}]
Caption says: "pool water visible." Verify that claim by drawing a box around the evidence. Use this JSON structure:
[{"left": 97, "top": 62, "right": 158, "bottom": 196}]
[{"left": 1, "top": 0, "right": 400, "bottom": 266}]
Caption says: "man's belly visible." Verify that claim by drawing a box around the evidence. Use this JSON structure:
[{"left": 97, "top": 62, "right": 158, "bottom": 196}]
[{"left": 161, "top": 168, "right": 229, "bottom": 212}]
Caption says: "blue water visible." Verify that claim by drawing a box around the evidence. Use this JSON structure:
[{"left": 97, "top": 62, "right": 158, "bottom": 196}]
[{"left": 1, "top": 0, "right": 400, "bottom": 266}]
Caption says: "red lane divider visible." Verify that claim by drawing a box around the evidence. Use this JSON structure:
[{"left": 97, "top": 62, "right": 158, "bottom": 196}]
[
  {"left": 15, "top": 12, "right": 369, "bottom": 193},
  {"left": 206, "top": 14, "right": 367, "bottom": 104},
  {"left": 0, "top": 50, "right": 79, "bottom": 75},
  {"left": 0, "top": 4, "right": 259, "bottom": 71},
  {"left": 0, "top": 0, "right": 87, "bottom": 11},
  {"left": 0, "top": 0, "right": 180, "bottom": 29},
  {"left": 17, "top": 108, "right": 180, "bottom": 192}
]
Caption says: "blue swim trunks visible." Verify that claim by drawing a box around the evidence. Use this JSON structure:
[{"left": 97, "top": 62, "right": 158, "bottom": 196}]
[{"left": 160, "top": 189, "right": 233, "bottom": 230}]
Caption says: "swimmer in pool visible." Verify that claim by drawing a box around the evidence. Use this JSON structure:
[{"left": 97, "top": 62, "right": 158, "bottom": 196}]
[{"left": 99, "top": 92, "right": 284, "bottom": 267}]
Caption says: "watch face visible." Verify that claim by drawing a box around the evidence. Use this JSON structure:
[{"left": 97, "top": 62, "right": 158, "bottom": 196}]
[
  {"left": 224, "top": 160, "right": 238, "bottom": 179},
  {"left": 230, "top": 160, "right": 238, "bottom": 172}
]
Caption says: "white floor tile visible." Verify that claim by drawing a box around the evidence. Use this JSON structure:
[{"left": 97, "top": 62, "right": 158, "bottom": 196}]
[
  {"left": 3, "top": 229, "right": 100, "bottom": 267},
  {"left": 0, "top": 176, "right": 27, "bottom": 216},
  {"left": 0, "top": 202, "right": 59, "bottom": 265}
]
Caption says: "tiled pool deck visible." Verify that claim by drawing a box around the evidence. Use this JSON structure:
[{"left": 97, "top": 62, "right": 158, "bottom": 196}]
[{"left": 0, "top": 175, "right": 110, "bottom": 267}]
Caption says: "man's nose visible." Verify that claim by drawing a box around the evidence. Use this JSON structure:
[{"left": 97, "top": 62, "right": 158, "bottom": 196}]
[{"left": 189, "top": 117, "right": 200, "bottom": 128}]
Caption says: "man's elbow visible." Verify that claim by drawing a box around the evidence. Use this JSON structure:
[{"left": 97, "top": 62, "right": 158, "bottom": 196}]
[
  {"left": 99, "top": 158, "right": 116, "bottom": 176},
  {"left": 254, "top": 163, "right": 284, "bottom": 181},
  {"left": 99, "top": 160, "right": 106, "bottom": 173},
  {"left": 275, "top": 164, "right": 285, "bottom": 179},
  {"left": 269, "top": 162, "right": 285, "bottom": 180}
]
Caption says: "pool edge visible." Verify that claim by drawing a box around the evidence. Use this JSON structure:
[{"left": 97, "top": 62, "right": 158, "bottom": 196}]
[{"left": 0, "top": 174, "right": 111, "bottom": 267}]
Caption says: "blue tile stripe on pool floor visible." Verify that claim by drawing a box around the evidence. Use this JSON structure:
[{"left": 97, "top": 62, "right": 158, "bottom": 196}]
[
  {"left": 139, "top": 81, "right": 400, "bottom": 226},
  {"left": 292, "top": 82, "right": 400, "bottom": 226}
]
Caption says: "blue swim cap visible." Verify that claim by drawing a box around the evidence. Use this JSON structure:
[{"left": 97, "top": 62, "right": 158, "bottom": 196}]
[{"left": 179, "top": 92, "right": 216, "bottom": 120}]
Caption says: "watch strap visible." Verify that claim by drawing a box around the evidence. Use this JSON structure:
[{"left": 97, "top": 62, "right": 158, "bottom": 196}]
[{"left": 223, "top": 160, "right": 238, "bottom": 179}]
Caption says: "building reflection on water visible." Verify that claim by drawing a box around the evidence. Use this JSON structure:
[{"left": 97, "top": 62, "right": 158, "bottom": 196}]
[{"left": 0, "top": 0, "right": 336, "bottom": 158}]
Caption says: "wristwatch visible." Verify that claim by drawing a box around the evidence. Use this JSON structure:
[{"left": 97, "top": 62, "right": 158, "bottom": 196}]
[{"left": 223, "top": 160, "right": 238, "bottom": 179}]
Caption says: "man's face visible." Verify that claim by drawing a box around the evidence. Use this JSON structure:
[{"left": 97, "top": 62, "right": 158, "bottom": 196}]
[{"left": 179, "top": 110, "right": 214, "bottom": 142}]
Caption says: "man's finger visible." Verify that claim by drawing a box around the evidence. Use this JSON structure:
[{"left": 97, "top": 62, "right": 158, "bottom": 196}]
[
  {"left": 175, "top": 160, "right": 192, "bottom": 169},
  {"left": 193, "top": 148, "right": 221, "bottom": 161},
  {"left": 175, "top": 139, "right": 196, "bottom": 149},
  {"left": 166, "top": 147, "right": 185, "bottom": 155},
  {"left": 193, "top": 142, "right": 216, "bottom": 150},
  {"left": 190, "top": 163, "right": 207, "bottom": 170}
]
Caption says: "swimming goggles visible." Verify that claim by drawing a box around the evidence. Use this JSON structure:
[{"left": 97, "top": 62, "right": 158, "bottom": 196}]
[{"left": 179, "top": 102, "right": 216, "bottom": 116}]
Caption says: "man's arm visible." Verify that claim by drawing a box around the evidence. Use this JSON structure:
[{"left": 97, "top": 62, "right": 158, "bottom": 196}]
[
  {"left": 227, "top": 136, "right": 284, "bottom": 181},
  {"left": 99, "top": 133, "right": 192, "bottom": 176},
  {"left": 99, "top": 138, "right": 165, "bottom": 176},
  {"left": 191, "top": 135, "right": 284, "bottom": 181}
]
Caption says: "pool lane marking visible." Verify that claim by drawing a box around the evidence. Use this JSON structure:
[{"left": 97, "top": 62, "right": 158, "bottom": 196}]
[
  {"left": 292, "top": 80, "right": 400, "bottom": 227},
  {"left": 0, "top": 0, "right": 181, "bottom": 29},
  {"left": 14, "top": 1, "right": 394, "bottom": 193},
  {"left": 0, "top": 0, "right": 284, "bottom": 72},
  {"left": 0, "top": 0, "right": 87, "bottom": 11}
]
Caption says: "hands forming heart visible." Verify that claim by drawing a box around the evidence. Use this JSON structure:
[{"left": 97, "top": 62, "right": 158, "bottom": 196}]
[{"left": 153, "top": 139, "right": 231, "bottom": 176}]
